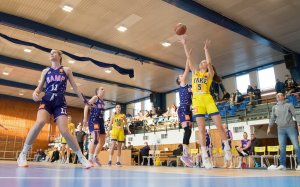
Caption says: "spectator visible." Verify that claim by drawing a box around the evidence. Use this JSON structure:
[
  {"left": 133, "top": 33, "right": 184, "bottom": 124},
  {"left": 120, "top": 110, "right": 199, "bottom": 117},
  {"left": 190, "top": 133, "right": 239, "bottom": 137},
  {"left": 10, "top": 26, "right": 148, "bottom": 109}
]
[
  {"left": 51, "top": 147, "right": 60, "bottom": 163},
  {"left": 140, "top": 142, "right": 151, "bottom": 165},
  {"left": 275, "top": 79, "right": 285, "bottom": 93},
  {"left": 253, "top": 85, "right": 262, "bottom": 104},
  {"left": 267, "top": 93, "right": 300, "bottom": 171},
  {"left": 222, "top": 91, "right": 230, "bottom": 101},
  {"left": 250, "top": 133, "right": 261, "bottom": 167},
  {"left": 74, "top": 124, "right": 86, "bottom": 164},
  {"left": 235, "top": 90, "right": 243, "bottom": 103},
  {"left": 127, "top": 142, "right": 134, "bottom": 150},
  {"left": 284, "top": 75, "right": 297, "bottom": 94}
]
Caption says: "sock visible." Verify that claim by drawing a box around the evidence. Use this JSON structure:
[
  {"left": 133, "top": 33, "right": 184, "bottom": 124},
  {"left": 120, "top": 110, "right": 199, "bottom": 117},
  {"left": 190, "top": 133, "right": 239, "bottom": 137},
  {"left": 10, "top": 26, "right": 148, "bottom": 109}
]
[
  {"left": 75, "top": 150, "right": 84, "bottom": 158},
  {"left": 21, "top": 144, "right": 32, "bottom": 155},
  {"left": 88, "top": 154, "right": 94, "bottom": 160},
  {"left": 108, "top": 155, "right": 112, "bottom": 161},
  {"left": 117, "top": 156, "right": 120, "bottom": 162},
  {"left": 183, "top": 144, "right": 189, "bottom": 156},
  {"left": 201, "top": 146, "right": 208, "bottom": 159},
  {"left": 222, "top": 139, "right": 230, "bottom": 150}
]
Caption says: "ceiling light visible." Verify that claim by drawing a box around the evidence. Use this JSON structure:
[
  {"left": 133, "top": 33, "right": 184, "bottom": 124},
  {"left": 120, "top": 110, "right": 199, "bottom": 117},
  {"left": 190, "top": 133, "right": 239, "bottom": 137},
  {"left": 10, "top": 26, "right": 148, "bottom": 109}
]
[
  {"left": 24, "top": 49, "right": 32, "bottom": 53},
  {"left": 19, "top": 93, "right": 24, "bottom": 96},
  {"left": 62, "top": 5, "right": 73, "bottom": 12},
  {"left": 261, "top": 92, "right": 276, "bottom": 96},
  {"left": 117, "top": 26, "right": 128, "bottom": 32},
  {"left": 105, "top": 69, "right": 112, "bottom": 73},
  {"left": 161, "top": 42, "right": 171, "bottom": 47},
  {"left": 68, "top": 60, "right": 75, "bottom": 64},
  {"left": 2, "top": 72, "right": 9, "bottom": 76}
]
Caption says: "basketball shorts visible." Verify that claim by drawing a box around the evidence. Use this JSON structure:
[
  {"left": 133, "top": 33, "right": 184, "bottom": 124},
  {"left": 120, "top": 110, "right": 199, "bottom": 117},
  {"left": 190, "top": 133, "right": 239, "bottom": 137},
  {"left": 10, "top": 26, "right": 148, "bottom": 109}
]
[
  {"left": 192, "top": 94, "right": 219, "bottom": 117},
  {"left": 110, "top": 128, "right": 125, "bottom": 142},
  {"left": 178, "top": 105, "right": 192, "bottom": 123},
  {"left": 88, "top": 117, "right": 106, "bottom": 134},
  {"left": 39, "top": 93, "right": 67, "bottom": 120}
]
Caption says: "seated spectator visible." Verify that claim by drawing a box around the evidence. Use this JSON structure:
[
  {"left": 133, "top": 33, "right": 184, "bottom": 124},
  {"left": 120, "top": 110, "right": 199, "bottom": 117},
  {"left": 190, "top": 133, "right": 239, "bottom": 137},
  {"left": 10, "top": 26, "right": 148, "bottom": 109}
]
[
  {"left": 127, "top": 142, "right": 134, "bottom": 150},
  {"left": 235, "top": 132, "right": 251, "bottom": 168},
  {"left": 275, "top": 79, "right": 285, "bottom": 93},
  {"left": 285, "top": 75, "right": 298, "bottom": 94},
  {"left": 247, "top": 85, "right": 254, "bottom": 105},
  {"left": 250, "top": 133, "right": 261, "bottom": 167},
  {"left": 51, "top": 147, "right": 60, "bottom": 163},
  {"left": 222, "top": 91, "right": 230, "bottom": 101},
  {"left": 253, "top": 85, "right": 262, "bottom": 104},
  {"left": 140, "top": 142, "right": 151, "bottom": 165}
]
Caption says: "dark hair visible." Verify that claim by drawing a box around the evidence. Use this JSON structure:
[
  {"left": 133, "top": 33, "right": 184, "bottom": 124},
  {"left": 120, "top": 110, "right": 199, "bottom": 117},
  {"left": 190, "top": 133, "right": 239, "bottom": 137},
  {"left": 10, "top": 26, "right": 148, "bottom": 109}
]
[
  {"left": 212, "top": 65, "right": 222, "bottom": 83},
  {"left": 176, "top": 76, "right": 180, "bottom": 85}
]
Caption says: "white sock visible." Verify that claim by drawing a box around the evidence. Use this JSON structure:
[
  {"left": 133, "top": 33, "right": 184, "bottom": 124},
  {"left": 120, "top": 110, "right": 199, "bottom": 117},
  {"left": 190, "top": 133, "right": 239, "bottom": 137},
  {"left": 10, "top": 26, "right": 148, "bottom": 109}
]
[
  {"left": 21, "top": 144, "right": 32, "bottom": 155},
  {"left": 75, "top": 150, "right": 84, "bottom": 158},
  {"left": 201, "top": 146, "right": 208, "bottom": 159},
  {"left": 117, "top": 156, "right": 120, "bottom": 162},
  {"left": 88, "top": 154, "right": 94, "bottom": 160},
  {"left": 109, "top": 155, "right": 112, "bottom": 161},
  {"left": 222, "top": 139, "right": 230, "bottom": 150},
  {"left": 183, "top": 144, "right": 189, "bottom": 156}
]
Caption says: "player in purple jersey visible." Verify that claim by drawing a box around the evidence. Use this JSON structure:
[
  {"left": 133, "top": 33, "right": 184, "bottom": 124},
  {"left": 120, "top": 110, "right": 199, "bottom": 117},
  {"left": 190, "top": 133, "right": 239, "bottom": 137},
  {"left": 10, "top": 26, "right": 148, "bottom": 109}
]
[
  {"left": 83, "top": 86, "right": 106, "bottom": 166},
  {"left": 177, "top": 36, "right": 193, "bottom": 167},
  {"left": 17, "top": 49, "right": 92, "bottom": 169}
]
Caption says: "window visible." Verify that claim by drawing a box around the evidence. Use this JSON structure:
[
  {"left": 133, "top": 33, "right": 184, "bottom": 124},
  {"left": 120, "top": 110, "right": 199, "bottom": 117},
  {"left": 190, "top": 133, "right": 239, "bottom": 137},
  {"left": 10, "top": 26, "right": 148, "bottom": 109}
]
[
  {"left": 175, "top": 92, "right": 180, "bottom": 107},
  {"left": 143, "top": 136, "right": 148, "bottom": 140},
  {"left": 128, "top": 137, "right": 133, "bottom": 141},
  {"left": 236, "top": 74, "right": 250, "bottom": 94},
  {"left": 233, "top": 126, "right": 244, "bottom": 133},
  {"left": 258, "top": 67, "right": 276, "bottom": 91},
  {"left": 104, "top": 110, "right": 110, "bottom": 121},
  {"left": 134, "top": 102, "right": 141, "bottom": 116},
  {"left": 144, "top": 99, "right": 152, "bottom": 111}
]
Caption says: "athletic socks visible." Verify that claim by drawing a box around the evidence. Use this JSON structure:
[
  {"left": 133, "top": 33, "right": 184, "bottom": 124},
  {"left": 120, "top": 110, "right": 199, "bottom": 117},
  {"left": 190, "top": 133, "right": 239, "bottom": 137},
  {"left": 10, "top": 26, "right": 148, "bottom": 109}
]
[
  {"left": 21, "top": 144, "right": 32, "bottom": 155},
  {"left": 183, "top": 144, "right": 189, "bottom": 156},
  {"left": 201, "top": 146, "right": 208, "bottom": 160},
  {"left": 117, "top": 156, "right": 120, "bottom": 162},
  {"left": 222, "top": 139, "right": 230, "bottom": 150},
  {"left": 88, "top": 154, "right": 94, "bottom": 160}
]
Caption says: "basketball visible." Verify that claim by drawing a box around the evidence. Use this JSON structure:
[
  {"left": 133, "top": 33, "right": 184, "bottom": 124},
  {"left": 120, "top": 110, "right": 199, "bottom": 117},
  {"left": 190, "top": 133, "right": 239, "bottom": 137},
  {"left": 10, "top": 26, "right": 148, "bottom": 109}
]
[{"left": 175, "top": 23, "right": 187, "bottom": 35}]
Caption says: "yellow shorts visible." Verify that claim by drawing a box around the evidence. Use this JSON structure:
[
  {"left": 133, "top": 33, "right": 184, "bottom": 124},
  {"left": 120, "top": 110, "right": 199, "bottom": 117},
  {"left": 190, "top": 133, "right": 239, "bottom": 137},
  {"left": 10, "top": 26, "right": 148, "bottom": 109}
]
[
  {"left": 192, "top": 94, "right": 219, "bottom": 117},
  {"left": 61, "top": 137, "right": 67, "bottom": 144},
  {"left": 110, "top": 128, "right": 125, "bottom": 142}
]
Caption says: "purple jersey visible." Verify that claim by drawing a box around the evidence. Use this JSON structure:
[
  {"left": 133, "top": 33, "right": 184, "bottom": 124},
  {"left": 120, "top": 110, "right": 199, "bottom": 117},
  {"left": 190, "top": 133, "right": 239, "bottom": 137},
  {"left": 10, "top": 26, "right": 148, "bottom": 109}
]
[
  {"left": 179, "top": 84, "right": 192, "bottom": 106},
  {"left": 89, "top": 97, "right": 105, "bottom": 120},
  {"left": 241, "top": 139, "right": 251, "bottom": 149},
  {"left": 45, "top": 66, "right": 67, "bottom": 94}
]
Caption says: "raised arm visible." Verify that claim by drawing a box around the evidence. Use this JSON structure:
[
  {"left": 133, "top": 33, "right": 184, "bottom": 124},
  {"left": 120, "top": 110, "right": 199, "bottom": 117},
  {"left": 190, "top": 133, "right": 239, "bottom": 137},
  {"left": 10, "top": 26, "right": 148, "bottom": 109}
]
[
  {"left": 32, "top": 68, "right": 49, "bottom": 101},
  {"left": 179, "top": 36, "right": 196, "bottom": 73},
  {"left": 204, "top": 40, "right": 214, "bottom": 79}
]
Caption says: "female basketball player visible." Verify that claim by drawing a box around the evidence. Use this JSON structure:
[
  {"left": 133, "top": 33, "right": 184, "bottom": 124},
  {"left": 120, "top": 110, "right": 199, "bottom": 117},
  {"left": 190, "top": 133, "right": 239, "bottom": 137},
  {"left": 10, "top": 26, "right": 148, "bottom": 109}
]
[
  {"left": 83, "top": 86, "right": 106, "bottom": 166},
  {"left": 107, "top": 104, "right": 131, "bottom": 166},
  {"left": 177, "top": 37, "right": 193, "bottom": 167},
  {"left": 182, "top": 38, "right": 232, "bottom": 169},
  {"left": 60, "top": 115, "right": 76, "bottom": 164},
  {"left": 17, "top": 49, "right": 92, "bottom": 169}
]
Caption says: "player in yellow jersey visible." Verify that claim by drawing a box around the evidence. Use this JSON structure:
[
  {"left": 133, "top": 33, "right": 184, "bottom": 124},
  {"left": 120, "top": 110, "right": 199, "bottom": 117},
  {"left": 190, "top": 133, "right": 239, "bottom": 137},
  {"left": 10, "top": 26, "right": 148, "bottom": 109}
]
[
  {"left": 107, "top": 104, "right": 131, "bottom": 166},
  {"left": 181, "top": 36, "right": 232, "bottom": 169},
  {"left": 60, "top": 115, "right": 75, "bottom": 164}
]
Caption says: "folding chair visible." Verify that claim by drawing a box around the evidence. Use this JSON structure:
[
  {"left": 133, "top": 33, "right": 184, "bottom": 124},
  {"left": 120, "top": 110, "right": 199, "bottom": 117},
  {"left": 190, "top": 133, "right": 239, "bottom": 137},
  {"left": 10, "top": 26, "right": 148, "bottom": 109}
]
[
  {"left": 265, "top": 146, "right": 279, "bottom": 167},
  {"left": 251, "top": 146, "right": 266, "bottom": 168},
  {"left": 286, "top": 145, "right": 297, "bottom": 169}
]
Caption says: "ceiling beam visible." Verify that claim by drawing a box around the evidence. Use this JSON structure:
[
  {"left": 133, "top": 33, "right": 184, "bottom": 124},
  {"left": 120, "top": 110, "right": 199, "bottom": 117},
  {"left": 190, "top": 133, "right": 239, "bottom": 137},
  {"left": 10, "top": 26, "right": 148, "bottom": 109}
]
[
  {"left": 0, "top": 78, "right": 118, "bottom": 104},
  {"left": 0, "top": 55, "right": 152, "bottom": 92},
  {"left": 0, "top": 12, "right": 184, "bottom": 72},
  {"left": 163, "top": 0, "right": 297, "bottom": 55}
]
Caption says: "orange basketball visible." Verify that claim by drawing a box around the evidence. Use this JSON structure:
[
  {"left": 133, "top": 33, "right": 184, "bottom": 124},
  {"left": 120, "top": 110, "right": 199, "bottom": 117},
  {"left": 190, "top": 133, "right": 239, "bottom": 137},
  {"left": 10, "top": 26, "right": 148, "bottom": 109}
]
[{"left": 175, "top": 23, "right": 187, "bottom": 35}]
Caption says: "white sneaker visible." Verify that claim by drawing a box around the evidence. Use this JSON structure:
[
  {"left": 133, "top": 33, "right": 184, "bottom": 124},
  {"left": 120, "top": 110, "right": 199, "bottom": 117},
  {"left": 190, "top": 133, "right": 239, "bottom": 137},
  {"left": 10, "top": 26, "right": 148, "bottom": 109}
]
[
  {"left": 268, "top": 165, "right": 286, "bottom": 170},
  {"left": 203, "top": 157, "right": 212, "bottom": 169},
  {"left": 296, "top": 165, "right": 300, "bottom": 171},
  {"left": 17, "top": 153, "right": 28, "bottom": 167},
  {"left": 78, "top": 155, "right": 93, "bottom": 169}
]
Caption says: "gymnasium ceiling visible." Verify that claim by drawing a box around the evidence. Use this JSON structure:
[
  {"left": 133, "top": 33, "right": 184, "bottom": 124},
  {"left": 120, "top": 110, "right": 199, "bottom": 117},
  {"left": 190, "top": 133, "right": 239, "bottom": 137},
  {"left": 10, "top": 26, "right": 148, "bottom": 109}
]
[{"left": 0, "top": 0, "right": 300, "bottom": 109}]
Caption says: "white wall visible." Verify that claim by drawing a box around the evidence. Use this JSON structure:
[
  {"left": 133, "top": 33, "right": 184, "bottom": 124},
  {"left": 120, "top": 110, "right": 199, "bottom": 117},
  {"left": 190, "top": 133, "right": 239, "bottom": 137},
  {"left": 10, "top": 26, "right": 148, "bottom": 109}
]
[{"left": 274, "top": 63, "right": 290, "bottom": 82}]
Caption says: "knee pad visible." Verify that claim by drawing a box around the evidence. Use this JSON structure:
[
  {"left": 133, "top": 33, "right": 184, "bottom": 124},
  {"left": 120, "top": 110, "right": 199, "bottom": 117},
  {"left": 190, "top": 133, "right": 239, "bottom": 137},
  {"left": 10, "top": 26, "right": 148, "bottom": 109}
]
[
  {"left": 93, "top": 139, "right": 99, "bottom": 145},
  {"left": 183, "top": 127, "right": 192, "bottom": 145}
]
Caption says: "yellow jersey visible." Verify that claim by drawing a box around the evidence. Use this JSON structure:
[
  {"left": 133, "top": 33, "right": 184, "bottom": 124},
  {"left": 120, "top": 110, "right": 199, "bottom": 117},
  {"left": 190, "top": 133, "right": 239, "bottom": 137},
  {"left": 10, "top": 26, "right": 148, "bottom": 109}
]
[
  {"left": 112, "top": 113, "right": 126, "bottom": 129},
  {"left": 192, "top": 70, "right": 212, "bottom": 95},
  {"left": 67, "top": 123, "right": 75, "bottom": 135}
]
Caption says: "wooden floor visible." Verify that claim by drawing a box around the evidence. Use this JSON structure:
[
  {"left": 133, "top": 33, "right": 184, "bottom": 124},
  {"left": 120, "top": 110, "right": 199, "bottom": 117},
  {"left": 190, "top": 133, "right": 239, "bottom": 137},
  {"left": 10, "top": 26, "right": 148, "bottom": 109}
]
[{"left": 0, "top": 161, "right": 299, "bottom": 187}]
